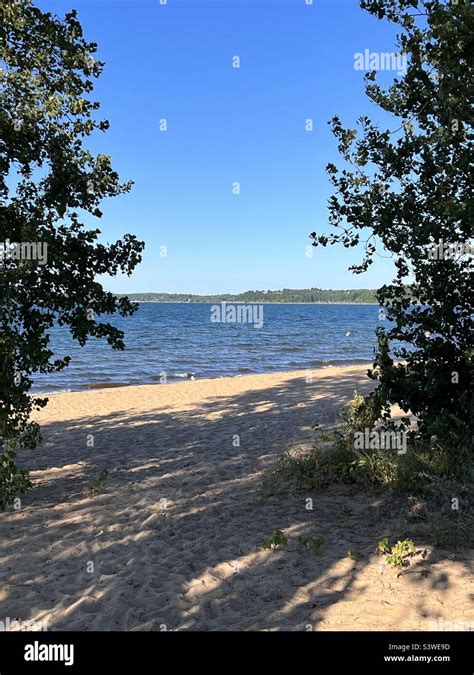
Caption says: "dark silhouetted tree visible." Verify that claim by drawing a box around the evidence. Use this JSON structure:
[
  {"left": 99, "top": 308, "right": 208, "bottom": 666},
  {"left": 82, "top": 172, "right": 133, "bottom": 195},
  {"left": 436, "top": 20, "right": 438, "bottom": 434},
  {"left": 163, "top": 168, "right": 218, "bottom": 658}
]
[
  {"left": 311, "top": 0, "right": 473, "bottom": 463},
  {"left": 0, "top": 0, "right": 144, "bottom": 507}
]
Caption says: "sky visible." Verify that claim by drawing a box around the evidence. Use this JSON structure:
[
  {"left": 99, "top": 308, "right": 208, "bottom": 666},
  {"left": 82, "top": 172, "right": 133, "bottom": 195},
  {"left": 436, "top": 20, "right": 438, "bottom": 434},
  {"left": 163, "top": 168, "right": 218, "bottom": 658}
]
[{"left": 38, "top": 0, "right": 405, "bottom": 295}]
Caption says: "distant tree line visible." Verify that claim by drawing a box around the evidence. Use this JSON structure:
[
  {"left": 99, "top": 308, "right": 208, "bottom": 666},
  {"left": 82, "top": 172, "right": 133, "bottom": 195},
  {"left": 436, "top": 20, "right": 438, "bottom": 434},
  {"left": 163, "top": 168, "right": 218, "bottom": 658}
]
[{"left": 118, "top": 288, "right": 378, "bottom": 304}]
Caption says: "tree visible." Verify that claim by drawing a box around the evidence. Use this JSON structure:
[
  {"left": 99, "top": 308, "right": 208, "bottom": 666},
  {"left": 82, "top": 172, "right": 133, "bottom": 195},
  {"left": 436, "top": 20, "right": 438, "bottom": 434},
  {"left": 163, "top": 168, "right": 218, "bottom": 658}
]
[
  {"left": 0, "top": 0, "right": 144, "bottom": 507},
  {"left": 311, "top": 0, "right": 473, "bottom": 464}
]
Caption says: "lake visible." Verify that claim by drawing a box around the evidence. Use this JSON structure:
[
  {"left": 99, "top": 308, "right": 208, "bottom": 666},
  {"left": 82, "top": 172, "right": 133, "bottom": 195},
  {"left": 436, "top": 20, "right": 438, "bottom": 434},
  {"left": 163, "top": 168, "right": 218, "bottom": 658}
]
[{"left": 32, "top": 302, "right": 384, "bottom": 392}]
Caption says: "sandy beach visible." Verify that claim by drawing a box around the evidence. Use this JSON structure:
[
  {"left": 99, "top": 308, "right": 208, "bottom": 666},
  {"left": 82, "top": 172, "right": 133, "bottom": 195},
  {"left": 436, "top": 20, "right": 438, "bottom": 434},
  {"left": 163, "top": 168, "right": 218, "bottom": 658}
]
[{"left": 1, "top": 365, "right": 472, "bottom": 631}]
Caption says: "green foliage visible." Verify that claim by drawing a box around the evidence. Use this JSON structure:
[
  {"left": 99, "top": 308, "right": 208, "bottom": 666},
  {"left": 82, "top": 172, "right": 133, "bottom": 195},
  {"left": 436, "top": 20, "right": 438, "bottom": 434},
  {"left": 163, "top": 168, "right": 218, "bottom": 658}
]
[
  {"left": 377, "top": 538, "right": 417, "bottom": 568},
  {"left": 263, "top": 417, "right": 400, "bottom": 495},
  {"left": 347, "top": 550, "right": 358, "bottom": 561},
  {"left": 118, "top": 288, "right": 378, "bottom": 304},
  {"left": 263, "top": 386, "right": 473, "bottom": 553},
  {"left": 298, "top": 535, "right": 325, "bottom": 554},
  {"left": 263, "top": 444, "right": 358, "bottom": 494},
  {"left": 263, "top": 389, "right": 473, "bottom": 501},
  {"left": 0, "top": 1, "right": 144, "bottom": 507},
  {"left": 310, "top": 0, "right": 473, "bottom": 464},
  {"left": 432, "top": 526, "right": 449, "bottom": 549},
  {"left": 376, "top": 537, "right": 391, "bottom": 555},
  {"left": 0, "top": 441, "right": 32, "bottom": 510},
  {"left": 262, "top": 529, "right": 288, "bottom": 550},
  {"left": 88, "top": 469, "right": 108, "bottom": 497},
  {"left": 340, "top": 392, "right": 383, "bottom": 433}
]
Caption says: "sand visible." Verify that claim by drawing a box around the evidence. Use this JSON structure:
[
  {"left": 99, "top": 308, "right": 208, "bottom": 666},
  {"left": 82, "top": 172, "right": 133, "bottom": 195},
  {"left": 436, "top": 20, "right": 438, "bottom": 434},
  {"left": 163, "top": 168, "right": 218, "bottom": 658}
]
[{"left": 0, "top": 365, "right": 472, "bottom": 631}]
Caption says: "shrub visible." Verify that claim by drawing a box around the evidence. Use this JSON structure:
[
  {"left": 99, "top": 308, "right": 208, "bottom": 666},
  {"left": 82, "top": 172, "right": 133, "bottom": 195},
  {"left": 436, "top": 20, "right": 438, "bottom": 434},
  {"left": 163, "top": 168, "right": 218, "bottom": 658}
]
[
  {"left": 264, "top": 388, "right": 473, "bottom": 499},
  {"left": 262, "top": 529, "right": 288, "bottom": 550},
  {"left": 298, "top": 535, "right": 325, "bottom": 555},
  {"left": 89, "top": 469, "right": 109, "bottom": 497},
  {"left": 377, "top": 538, "right": 417, "bottom": 568},
  {"left": 0, "top": 443, "right": 31, "bottom": 510}
]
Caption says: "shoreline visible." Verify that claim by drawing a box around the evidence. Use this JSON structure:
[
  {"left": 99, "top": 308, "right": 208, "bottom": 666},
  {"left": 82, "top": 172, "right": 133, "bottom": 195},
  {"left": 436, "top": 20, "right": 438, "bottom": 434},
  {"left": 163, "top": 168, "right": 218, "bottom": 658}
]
[
  {"left": 130, "top": 300, "right": 379, "bottom": 306},
  {"left": 31, "top": 364, "right": 373, "bottom": 404},
  {"left": 33, "top": 361, "right": 374, "bottom": 397}
]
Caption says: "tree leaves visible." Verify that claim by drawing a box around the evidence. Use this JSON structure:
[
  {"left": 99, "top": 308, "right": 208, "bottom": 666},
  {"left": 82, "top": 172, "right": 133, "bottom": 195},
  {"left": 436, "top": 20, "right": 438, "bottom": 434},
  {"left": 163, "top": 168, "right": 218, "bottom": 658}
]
[
  {"left": 0, "top": 0, "right": 144, "bottom": 507},
  {"left": 312, "top": 0, "right": 473, "bottom": 458}
]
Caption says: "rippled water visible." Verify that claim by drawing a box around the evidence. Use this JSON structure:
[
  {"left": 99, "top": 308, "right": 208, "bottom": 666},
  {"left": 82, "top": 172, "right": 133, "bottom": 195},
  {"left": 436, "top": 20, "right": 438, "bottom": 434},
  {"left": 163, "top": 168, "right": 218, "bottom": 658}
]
[{"left": 32, "top": 302, "right": 384, "bottom": 392}]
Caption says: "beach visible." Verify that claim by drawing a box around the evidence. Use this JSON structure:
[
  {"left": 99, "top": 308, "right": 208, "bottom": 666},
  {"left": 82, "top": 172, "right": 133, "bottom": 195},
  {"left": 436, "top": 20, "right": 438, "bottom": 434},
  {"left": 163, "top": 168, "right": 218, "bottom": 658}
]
[{"left": 1, "top": 365, "right": 472, "bottom": 631}]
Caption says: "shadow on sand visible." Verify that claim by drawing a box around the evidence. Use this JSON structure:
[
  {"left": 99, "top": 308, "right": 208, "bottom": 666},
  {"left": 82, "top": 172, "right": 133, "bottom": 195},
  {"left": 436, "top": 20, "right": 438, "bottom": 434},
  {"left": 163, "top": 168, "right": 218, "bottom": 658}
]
[{"left": 0, "top": 370, "right": 471, "bottom": 630}]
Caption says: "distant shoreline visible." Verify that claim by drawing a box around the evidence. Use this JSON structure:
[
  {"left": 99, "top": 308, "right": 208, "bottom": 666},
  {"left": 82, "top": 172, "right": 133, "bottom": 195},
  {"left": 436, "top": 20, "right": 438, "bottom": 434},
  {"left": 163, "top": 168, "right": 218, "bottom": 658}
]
[
  {"left": 116, "top": 287, "right": 379, "bottom": 305},
  {"left": 131, "top": 300, "right": 379, "bottom": 306}
]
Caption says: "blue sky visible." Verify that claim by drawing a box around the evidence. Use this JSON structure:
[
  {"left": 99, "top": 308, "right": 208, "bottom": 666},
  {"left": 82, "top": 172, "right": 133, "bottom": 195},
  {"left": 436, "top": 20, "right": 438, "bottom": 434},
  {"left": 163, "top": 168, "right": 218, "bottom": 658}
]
[{"left": 39, "top": 0, "right": 404, "bottom": 294}]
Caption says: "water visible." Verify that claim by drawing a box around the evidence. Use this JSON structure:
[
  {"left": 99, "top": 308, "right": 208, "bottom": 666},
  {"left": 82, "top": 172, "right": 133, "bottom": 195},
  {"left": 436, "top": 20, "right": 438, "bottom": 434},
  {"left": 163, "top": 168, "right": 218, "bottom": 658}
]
[{"left": 31, "top": 302, "right": 384, "bottom": 393}]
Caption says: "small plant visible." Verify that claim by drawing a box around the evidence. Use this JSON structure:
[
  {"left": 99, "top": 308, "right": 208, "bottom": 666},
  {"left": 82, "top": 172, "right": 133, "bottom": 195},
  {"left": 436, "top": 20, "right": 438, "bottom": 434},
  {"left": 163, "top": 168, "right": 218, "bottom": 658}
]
[
  {"left": 342, "top": 506, "right": 353, "bottom": 517},
  {"left": 377, "top": 538, "right": 417, "bottom": 568},
  {"left": 432, "top": 524, "right": 449, "bottom": 548},
  {"left": 347, "top": 549, "right": 358, "bottom": 561},
  {"left": 376, "top": 537, "right": 391, "bottom": 555},
  {"left": 262, "top": 529, "right": 288, "bottom": 550},
  {"left": 298, "top": 535, "right": 325, "bottom": 554},
  {"left": 0, "top": 444, "right": 32, "bottom": 510},
  {"left": 89, "top": 469, "right": 109, "bottom": 497},
  {"left": 386, "top": 540, "right": 417, "bottom": 567},
  {"left": 339, "top": 391, "right": 383, "bottom": 434}
]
